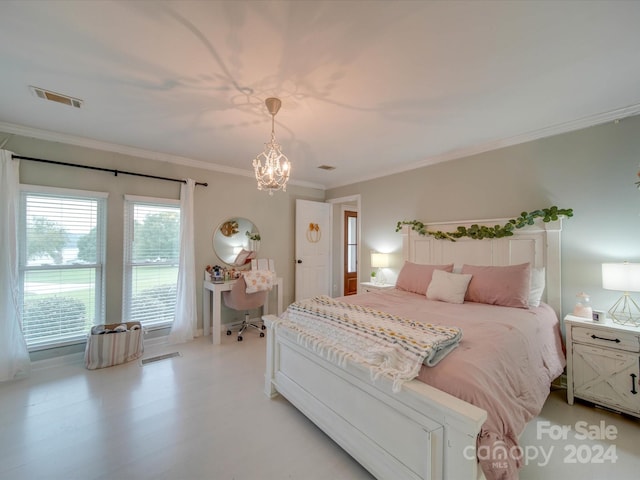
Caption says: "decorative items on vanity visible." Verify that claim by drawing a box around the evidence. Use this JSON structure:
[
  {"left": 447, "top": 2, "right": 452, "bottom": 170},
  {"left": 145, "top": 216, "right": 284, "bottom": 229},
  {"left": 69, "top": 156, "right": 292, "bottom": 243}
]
[
  {"left": 205, "top": 264, "right": 242, "bottom": 283},
  {"left": 565, "top": 314, "right": 640, "bottom": 418}
]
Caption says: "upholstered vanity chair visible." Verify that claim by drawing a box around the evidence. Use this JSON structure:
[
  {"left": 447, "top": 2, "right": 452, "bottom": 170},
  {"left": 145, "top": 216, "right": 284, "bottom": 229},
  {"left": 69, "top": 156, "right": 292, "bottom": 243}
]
[{"left": 222, "top": 260, "right": 275, "bottom": 342}]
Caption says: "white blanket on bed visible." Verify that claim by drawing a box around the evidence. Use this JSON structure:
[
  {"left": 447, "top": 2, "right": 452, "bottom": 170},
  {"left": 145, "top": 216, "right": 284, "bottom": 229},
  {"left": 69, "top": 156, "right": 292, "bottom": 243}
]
[{"left": 276, "top": 296, "right": 462, "bottom": 392}]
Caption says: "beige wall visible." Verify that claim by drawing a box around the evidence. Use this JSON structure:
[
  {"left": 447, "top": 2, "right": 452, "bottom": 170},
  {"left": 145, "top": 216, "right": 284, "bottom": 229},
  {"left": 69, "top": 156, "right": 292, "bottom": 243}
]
[
  {"left": 328, "top": 115, "right": 640, "bottom": 319},
  {"left": 2, "top": 132, "right": 323, "bottom": 358}
]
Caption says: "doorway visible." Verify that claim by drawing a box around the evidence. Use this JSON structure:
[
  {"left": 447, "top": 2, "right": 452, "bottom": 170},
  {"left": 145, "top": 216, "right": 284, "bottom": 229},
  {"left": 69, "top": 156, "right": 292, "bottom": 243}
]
[
  {"left": 343, "top": 210, "right": 358, "bottom": 295},
  {"left": 327, "top": 194, "right": 361, "bottom": 298}
]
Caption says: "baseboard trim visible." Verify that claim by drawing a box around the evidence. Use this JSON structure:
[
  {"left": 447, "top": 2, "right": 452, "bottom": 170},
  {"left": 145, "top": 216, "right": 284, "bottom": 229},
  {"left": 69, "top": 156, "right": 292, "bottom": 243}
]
[
  {"left": 31, "top": 351, "right": 84, "bottom": 371},
  {"left": 30, "top": 327, "right": 224, "bottom": 370}
]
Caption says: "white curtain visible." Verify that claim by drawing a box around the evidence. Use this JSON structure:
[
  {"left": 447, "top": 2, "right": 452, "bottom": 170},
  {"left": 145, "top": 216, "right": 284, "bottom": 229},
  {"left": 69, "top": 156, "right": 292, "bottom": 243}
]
[
  {"left": 0, "top": 150, "right": 31, "bottom": 382},
  {"left": 168, "top": 178, "right": 197, "bottom": 344}
]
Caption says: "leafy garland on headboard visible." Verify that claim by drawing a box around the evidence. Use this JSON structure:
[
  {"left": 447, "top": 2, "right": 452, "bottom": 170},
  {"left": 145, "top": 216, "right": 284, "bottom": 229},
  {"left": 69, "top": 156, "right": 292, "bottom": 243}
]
[{"left": 396, "top": 206, "right": 573, "bottom": 242}]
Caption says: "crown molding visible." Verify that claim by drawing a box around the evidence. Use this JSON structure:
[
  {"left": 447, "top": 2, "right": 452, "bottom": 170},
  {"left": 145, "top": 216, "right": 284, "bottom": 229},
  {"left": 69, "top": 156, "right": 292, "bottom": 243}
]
[
  {"left": 0, "top": 122, "right": 324, "bottom": 191},
  {"left": 325, "top": 102, "right": 640, "bottom": 190},
  {"left": 4, "top": 101, "right": 639, "bottom": 193}
]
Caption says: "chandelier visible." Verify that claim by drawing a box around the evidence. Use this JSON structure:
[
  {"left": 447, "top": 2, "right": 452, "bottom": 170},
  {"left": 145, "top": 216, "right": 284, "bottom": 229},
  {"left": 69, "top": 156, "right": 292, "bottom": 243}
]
[{"left": 253, "top": 97, "right": 291, "bottom": 195}]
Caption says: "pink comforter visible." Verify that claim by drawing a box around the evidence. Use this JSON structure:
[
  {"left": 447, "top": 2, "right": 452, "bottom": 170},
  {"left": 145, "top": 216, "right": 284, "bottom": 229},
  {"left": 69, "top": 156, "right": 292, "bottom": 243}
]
[{"left": 340, "top": 289, "right": 566, "bottom": 480}]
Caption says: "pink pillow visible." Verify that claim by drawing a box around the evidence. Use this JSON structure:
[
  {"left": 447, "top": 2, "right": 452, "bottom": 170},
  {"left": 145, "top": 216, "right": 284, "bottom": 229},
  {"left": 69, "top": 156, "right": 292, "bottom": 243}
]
[
  {"left": 461, "top": 263, "right": 531, "bottom": 309},
  {"left": 395, "top": 262, "right": 454, "bottom": 295}
]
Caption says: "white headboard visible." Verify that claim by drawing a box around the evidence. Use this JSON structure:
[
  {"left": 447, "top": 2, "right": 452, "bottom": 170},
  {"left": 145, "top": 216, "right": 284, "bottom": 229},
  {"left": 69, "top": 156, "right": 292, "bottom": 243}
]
[{"left": 401, "top": 217, "right": 563, "bottom": 317}]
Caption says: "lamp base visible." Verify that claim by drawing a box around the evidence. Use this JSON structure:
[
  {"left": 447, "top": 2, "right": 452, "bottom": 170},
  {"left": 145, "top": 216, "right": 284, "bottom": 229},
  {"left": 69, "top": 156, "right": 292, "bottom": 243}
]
[
  {"left": 374, "top": 268, "right": 386, "bottom": 285},
  {"left": 608, "top": 293, "right": 640, "bottom": 326}
]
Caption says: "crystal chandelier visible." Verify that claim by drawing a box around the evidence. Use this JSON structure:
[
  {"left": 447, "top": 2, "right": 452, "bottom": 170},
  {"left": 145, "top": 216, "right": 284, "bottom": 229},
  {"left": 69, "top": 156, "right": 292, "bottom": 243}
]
[{"left": 253, "top": 97, "right": 291, "bottom": 195}]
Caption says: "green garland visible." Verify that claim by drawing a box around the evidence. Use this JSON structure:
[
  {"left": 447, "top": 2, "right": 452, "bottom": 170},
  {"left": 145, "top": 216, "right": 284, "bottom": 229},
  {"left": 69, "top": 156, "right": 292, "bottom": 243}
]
[{"left": 396, "top": 206, "right": 573, "bottom": 241}]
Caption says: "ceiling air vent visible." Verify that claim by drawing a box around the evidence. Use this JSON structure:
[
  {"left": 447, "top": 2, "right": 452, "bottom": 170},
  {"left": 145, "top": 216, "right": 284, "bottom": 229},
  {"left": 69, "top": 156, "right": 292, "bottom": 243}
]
[
  {"left": 318, "top": 165, "right": 336, "bottom": 171},
  {"left": 30, "top": 86, "right": 83, "bottom": 108}
]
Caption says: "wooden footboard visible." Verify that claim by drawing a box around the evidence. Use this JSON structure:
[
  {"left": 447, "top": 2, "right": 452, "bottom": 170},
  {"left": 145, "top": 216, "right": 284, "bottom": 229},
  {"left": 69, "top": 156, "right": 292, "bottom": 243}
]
[{"left": 263, "top": 315, "right": 487, "bottom": 480}]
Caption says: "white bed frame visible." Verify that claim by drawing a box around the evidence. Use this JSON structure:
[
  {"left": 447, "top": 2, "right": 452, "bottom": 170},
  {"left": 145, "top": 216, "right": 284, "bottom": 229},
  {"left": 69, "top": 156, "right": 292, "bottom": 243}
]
[{"left": 264, "top": 217, "right": 563, "bottom": 480}]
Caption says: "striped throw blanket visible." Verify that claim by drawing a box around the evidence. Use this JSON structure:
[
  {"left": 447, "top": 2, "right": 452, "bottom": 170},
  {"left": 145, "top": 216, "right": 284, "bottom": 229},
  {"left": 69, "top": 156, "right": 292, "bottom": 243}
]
[{"left": 276, "top": 296, "right": 462, "bottom": 392}]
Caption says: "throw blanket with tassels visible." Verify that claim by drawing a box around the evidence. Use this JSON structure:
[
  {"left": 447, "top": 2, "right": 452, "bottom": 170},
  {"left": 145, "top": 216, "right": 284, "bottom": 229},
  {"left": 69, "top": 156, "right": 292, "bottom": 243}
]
[{"left": 275, "top": 296, "right": 462, "bottom": 392}]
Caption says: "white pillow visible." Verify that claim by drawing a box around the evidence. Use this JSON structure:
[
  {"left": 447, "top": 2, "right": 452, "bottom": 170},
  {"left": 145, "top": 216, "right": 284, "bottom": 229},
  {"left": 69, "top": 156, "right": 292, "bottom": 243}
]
[
  {"left": 426, "top": 269, "right": 473, "bottom": 304},
  {"left": 529, "top": 267, "right": 546, "bottom": 307}
]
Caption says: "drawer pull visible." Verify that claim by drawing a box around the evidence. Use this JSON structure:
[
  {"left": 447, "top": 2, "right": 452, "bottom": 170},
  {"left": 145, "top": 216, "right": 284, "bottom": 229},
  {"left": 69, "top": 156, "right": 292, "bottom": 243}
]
[
  {"left": 632, "top": 373, "right": 638, "bottom": 395},
  {"left": 590, "top": 334, "right": 621, "bottom": 343}
]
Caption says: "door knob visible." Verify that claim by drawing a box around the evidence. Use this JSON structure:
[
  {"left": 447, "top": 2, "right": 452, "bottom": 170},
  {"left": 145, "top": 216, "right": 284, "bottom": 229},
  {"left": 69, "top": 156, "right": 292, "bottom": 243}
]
[{"left": 297, "top": 259, "right": 302, "bottom": 264}]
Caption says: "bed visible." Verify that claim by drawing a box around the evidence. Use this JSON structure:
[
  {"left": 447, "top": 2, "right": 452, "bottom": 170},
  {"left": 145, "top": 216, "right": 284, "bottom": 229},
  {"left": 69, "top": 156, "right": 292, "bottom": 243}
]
[{"left": 263, "top": 217, "right": 566, "bottom": 480}]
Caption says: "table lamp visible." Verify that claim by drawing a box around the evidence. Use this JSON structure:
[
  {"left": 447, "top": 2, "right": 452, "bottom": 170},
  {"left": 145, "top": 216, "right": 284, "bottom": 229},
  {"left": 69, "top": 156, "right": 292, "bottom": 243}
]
[
  {"left": 602, "top": 262, "right": 640, "bottom": 326},
  {"left": 371, "top": 252, "right": 389, "bottom": 285}
]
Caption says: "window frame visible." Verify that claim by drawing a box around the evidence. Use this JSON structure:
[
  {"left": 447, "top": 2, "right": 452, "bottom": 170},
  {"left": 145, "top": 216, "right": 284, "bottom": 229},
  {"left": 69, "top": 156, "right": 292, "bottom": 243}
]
[
  {"left": 19, "top": 184, "right": 108, "bottom": 351},
  {"left": 122, "top": 194, "right": 181, "bottom": 330}
]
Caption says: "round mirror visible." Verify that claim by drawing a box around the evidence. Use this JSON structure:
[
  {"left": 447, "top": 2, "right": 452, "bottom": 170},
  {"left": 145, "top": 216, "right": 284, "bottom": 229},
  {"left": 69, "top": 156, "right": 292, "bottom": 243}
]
[{"left": 213, "top": 217, "right": 261, "bottom": 267}]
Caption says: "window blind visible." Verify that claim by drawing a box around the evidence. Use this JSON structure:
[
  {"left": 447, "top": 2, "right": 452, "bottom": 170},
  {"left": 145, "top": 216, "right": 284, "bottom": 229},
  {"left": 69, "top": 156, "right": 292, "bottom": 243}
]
[
  {"left": 19, "top": 187, "right": 106, "bottom": 349},
  {"left": 123, "top": 199, "right": 180, "bottom": 327}
]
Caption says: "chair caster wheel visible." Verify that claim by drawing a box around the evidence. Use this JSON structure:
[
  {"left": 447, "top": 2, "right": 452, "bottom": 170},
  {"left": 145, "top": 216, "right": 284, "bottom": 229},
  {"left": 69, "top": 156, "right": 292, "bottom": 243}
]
[
  {"left": 226, "top": 330, "right": 232, "bottom": 336},
  {"left": 261, "top": 325, "right": 266, "bottom": 330},
  {"left": 260, "top": 332, "right": 265, "bottom": 337},
  {"left": 237, "top": 336, "right": 243, "bottom": 342}
]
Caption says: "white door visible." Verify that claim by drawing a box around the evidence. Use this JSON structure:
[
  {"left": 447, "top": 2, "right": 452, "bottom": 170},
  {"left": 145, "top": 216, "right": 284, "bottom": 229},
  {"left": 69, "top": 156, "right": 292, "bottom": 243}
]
[{"left": 295, "top": 199, "right": 332, "bottom": 301}]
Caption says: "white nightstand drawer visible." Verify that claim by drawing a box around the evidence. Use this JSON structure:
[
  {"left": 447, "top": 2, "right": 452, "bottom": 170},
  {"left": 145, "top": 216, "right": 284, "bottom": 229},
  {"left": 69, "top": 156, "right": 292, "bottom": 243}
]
[{"left": 572, "top": 326, "right": 639, "bottom": 353}]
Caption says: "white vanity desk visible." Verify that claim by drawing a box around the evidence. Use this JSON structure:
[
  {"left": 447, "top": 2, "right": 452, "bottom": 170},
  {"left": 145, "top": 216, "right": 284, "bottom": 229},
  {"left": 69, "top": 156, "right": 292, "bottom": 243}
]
[{"left": 202, "top": 277, "right": 283, "bottom": 344}]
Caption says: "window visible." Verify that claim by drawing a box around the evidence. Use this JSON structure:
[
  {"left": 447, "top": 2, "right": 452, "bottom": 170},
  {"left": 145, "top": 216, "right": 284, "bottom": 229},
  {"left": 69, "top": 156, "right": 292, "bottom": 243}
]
[
  {"left": 123, "top": 196, "right": 180, "bottom": 328},
  {"left": 19, "top": 186, "right": 107, "bottom": 350}
]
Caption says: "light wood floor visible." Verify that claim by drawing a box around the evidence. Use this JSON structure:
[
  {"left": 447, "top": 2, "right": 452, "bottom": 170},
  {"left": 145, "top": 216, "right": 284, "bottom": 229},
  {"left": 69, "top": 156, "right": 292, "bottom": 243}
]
[{"left": 1, "top": 333, "right": 638, "bottom": 480}]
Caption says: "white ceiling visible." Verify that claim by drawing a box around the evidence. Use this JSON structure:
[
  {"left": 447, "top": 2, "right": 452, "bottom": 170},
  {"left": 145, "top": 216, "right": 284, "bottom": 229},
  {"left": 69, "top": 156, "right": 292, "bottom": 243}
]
[{"left": 1, "top": 1, "right": 640, "bottom": 190}]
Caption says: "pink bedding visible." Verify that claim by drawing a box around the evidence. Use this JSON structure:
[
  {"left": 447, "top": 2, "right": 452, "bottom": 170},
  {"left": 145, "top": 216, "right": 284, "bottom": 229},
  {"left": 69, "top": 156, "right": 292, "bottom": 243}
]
[{"left": 339, "top": 288, "right": 566, "bottom": 480}]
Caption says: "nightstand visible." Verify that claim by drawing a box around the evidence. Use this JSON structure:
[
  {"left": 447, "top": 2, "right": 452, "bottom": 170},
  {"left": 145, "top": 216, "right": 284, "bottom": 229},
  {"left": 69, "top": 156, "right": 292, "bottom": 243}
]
[
  {"left": 564, "top": 314, "right": 640, "bottom": 418},
  {"left": 360, "top": 281, "right": 395, "bottom": 293}
]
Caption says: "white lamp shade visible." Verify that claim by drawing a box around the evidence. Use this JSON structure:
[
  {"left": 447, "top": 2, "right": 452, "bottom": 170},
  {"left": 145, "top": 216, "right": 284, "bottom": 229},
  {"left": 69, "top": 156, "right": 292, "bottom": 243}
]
[
  {"left": 371, "top": 252, "right": 389, "bottom": 268},
  {"left": 602, "top": 263, "right": 640, "bottom": 292}
]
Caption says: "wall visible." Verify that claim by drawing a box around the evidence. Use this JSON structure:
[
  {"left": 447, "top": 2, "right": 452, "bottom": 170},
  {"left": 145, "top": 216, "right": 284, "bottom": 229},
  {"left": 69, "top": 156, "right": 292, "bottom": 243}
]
[
  {"left": 2, "top": 131, "right": 324, "bottom": 359},
  {"left": 5, "top": 114, "right": 640, "bottom": 358},
  {"left": 327, "top": 115, "right": 640, "bottom": 320}
]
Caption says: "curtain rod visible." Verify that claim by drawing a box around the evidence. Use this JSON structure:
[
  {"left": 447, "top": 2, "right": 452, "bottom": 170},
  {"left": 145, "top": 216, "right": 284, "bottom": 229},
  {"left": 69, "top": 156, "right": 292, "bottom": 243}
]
[{"left": 12, "top": 155, "right": 208, "bottom": 187}]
